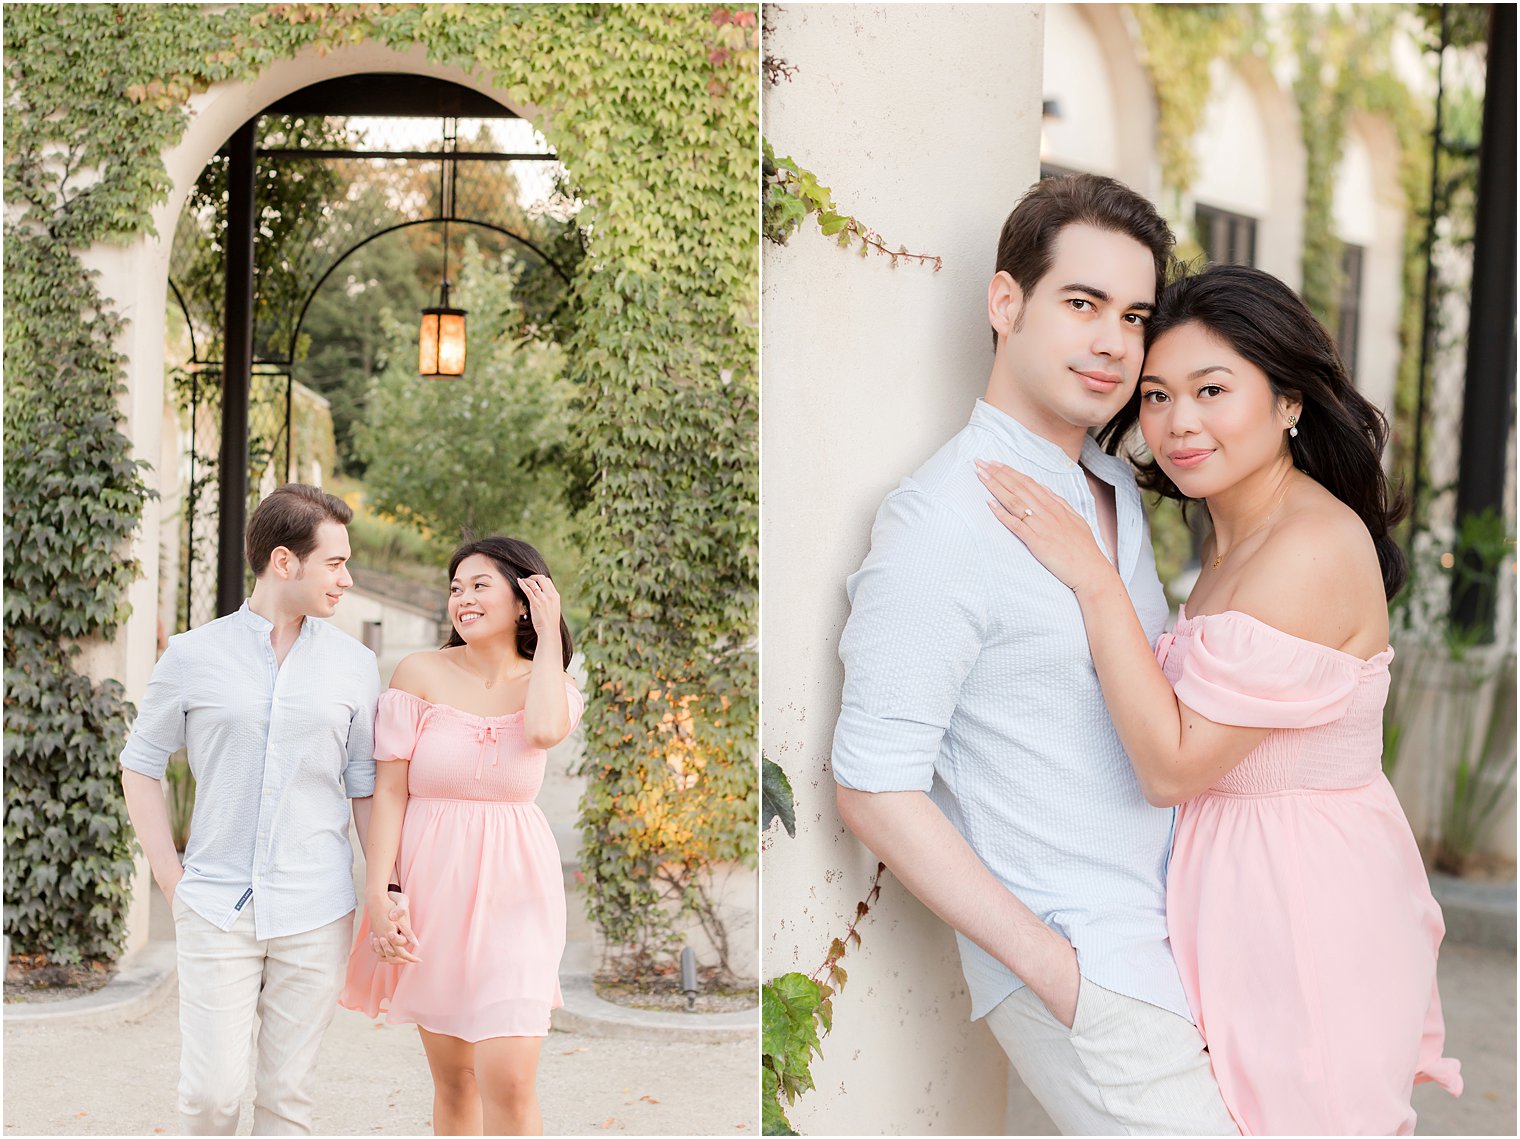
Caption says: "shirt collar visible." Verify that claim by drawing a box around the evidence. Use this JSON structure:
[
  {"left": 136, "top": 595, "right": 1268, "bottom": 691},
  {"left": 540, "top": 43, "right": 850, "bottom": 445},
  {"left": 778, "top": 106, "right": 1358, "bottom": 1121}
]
[
  {"left": 973, "top": 399, "right": 1094, "bottom": 475},
  {"left": 236, "top": 599, "right": 315, "bottom": 640}
]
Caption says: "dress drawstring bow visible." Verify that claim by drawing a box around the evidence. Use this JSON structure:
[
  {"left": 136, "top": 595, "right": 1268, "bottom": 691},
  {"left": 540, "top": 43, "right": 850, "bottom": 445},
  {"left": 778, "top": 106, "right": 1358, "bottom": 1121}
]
[{"left": 473, "top": 723, "right": 500, "bottom": 780}]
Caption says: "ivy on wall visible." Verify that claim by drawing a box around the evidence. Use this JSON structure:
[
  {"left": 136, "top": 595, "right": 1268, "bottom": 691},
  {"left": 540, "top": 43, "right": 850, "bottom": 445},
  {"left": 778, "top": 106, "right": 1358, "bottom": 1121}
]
[
  {"left": 3, "top": 2, "right": 758, "bottom": 970},
  {"left": 763, "top": 141, "right": 941, "bottom": 270},
  {"left": 1130, "top": 4, "right": 1241, "bottom": 211}
]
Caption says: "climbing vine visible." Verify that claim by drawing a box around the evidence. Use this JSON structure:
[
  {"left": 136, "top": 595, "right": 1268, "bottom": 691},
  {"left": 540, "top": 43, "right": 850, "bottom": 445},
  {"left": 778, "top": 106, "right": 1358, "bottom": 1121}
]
[
  {"left": 1130, "top": 4, "right": 1242, "bottom": 209},
  {"left": 763, "top": 141, "right": 941, "bottom": 270},
  {"left": 761, "top": 758, "right": 883, "bottom": 1137},
  {"left": 760, "top": 8, "right": 939, "bottom": 269},
  {"left": 4, "top": 2, "right": 758, "bottom": 970}
]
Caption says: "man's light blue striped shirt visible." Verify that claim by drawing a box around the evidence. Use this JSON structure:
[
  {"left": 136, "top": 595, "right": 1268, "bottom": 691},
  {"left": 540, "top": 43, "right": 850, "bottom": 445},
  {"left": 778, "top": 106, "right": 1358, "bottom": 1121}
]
[
  {"left": 121, "top": 602, "right": 380, "bottom": 940},
  {"left": 832, "top": 400, "right": 1190, "bottom": 1022}
]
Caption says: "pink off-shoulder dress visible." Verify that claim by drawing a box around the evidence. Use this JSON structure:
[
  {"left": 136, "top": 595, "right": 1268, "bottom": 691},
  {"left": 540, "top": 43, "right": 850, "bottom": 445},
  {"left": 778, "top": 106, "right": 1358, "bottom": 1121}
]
[
  {"left": 1159, "top": 608, "right": 1462, "bottom": 1135},
  {"left": 340, "top": 681, "right": 584, "bottom": 1041}
]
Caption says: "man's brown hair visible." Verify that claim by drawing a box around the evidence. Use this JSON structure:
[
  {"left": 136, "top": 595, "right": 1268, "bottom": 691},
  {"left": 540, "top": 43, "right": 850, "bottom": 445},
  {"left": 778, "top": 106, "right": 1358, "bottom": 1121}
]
[
  {"left": 245, "top": 483, "right": 353, "bottom": 577},
  {"left": 992, "top": 173, "right": 1175, "bottom": 348}
]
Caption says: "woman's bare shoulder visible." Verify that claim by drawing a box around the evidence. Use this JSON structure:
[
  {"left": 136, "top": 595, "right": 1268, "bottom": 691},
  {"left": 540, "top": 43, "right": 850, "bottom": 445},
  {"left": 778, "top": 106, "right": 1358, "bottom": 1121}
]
[
  {"left": 388, "top": 649, "right": 456, "bottom": 700},
  {"left": 1230, "top": 496, "right": 1386, "bottom": 653}
]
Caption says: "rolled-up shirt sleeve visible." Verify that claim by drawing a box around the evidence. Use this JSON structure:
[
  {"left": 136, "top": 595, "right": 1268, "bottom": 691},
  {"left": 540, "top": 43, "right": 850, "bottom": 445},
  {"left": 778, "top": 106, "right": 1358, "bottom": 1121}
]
[
  {"left": 120, "top": 640, "right": 187, "bottom": 780},
  {"left": 342, "top": 655, "right": 382, "bottom": 798},
  {"left": 832, "top": 486, "right": 987, "bottom": 792}
]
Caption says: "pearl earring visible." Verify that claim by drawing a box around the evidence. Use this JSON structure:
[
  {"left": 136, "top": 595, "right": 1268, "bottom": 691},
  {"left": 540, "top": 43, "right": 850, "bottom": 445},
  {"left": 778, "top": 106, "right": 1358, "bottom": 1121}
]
[{"left": 1288, "top": 414, "right": 1299, "bottom": 439}]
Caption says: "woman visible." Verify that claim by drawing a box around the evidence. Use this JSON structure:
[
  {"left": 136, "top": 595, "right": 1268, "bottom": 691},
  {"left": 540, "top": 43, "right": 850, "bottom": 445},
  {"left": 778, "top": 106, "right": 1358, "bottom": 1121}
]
[
  {"left": 976, "top": 263, "right": 1461, "bottom": 1135},
  {"left": 340, "top": 536, "right": 582, "bottom": 1136}
]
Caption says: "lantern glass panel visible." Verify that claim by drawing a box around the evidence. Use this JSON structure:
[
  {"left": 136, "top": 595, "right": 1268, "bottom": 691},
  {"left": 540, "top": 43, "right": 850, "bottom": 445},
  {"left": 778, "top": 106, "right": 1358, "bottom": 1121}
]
[
  {"left": 418, "top": 312, "right": 441, "bottom": 376},
  {"left": 438, "top": 312, "right": 467, "bottom": 375}
]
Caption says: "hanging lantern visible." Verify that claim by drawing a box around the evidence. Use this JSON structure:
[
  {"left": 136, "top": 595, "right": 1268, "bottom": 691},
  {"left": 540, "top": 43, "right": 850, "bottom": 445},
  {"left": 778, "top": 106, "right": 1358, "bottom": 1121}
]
[
  {"left": 419, "top": 282, "right": 467, "bottom": 379},
  {"left": 419, "top": 117, "right": 466, "bottom": 379}
]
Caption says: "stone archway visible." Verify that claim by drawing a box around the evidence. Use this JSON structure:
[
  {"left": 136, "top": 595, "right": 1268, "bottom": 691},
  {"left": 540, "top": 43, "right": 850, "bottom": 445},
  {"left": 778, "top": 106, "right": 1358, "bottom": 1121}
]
[
  {"left": 1040, "top": 5, "right": 1157, "bottom": 196},
  {"left": 163, "top": 74, "right": 574, "bottom": 629},
  {"left": 96, "top": 41, "right": 563, "bottom": 955}
]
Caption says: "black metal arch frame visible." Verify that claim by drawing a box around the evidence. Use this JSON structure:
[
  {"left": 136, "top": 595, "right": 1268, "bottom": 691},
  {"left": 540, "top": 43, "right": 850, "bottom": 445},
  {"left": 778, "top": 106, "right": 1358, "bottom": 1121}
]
[
  {"left": 168, "top": 215, "right": 574, "bottom": 370},
  {"left": 279, "top": 215, "right": 575, "bottom": 369},
  {"left": 169, "top": 72, "right": 576, "bottom": 619}
]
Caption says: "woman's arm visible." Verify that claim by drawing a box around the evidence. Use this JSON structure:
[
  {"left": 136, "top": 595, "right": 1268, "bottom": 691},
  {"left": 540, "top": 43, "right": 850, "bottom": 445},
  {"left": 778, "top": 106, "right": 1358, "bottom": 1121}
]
[
  {"left": 977, "top": 461, "right": 1268, "bottom": 806},
  {"left": 519, "top": 574, "right": 572, "bottom": 748},
  {"left": 1060, "top": 571, "right": 1268, "bottom": 805}
]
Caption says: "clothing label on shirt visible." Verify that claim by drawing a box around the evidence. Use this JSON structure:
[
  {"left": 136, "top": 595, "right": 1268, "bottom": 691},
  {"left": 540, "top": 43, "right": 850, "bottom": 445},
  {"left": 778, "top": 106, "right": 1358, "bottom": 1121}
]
[{"left": 234, "top": 888, "right": 253, "bottom": 911}]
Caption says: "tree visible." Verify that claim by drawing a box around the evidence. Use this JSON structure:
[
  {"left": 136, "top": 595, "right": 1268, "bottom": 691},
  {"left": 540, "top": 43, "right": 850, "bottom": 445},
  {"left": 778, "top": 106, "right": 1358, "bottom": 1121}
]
[
  {"left": 355, "top": 239, "right": 586, "bottom": 611},
  {"left": 294, "top": 234, "right": 430, "bottom": 474}
]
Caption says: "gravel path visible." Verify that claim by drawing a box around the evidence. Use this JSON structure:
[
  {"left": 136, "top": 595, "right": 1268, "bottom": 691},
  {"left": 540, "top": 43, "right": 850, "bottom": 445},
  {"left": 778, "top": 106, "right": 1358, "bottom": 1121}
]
[{"left": 3, "top": 994, "right": 757, "bottom": 1136}]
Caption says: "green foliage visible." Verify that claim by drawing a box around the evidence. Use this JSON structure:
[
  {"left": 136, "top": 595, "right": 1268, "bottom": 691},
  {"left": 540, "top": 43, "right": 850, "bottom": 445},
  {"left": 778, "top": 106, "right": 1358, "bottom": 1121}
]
[
  {"left": 762, "top": 972, "right": 824, "bottom": 1135},
  {"left": 1432, "top": 650, "right": 1516, "bottom": 875},
  {"left": 1290, "top": 7, "right": 1409, "bottom": 330},
  {"left": 342, "top": 491, "right": 446, "bottom": 586},
  {"left": 5, "top": 2, "right": 758, "bottom": 968},
  {"left": 762, "top": 139, "right": 941, "bottom": 270},
  {"left": 762, "top": 755, "right": 796, "bottom": 837},
  {"left": 761, "top": 861, "right": 884, "bottom": 1135},
  {"left": 171, "top": 114, "right": 351, "bottom": 363},
  {"left": 356, "top": 241, "right": 586, "bottom": 604},
  {"left": 1385, "top": 509, "right": 1516, "bottom": 866},
  {"left": 3, "top": 645, "right": 139, "bottom": 964},
  {"left": 1415, "top": 3, "right": 1492, "bottom": 50},
  {"left": 1130, "top": 4, "right": 1241, "bottom": 201}
]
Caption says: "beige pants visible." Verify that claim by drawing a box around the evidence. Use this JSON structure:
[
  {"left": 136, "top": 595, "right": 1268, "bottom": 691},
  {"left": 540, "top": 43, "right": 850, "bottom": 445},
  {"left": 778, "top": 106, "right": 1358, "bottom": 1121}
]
[
  {"left": 172, "top": 895, "right": 352, "bottom": 1135},
  {"left": 985, "top": 978, "right": 1239, "bottom": 1136}
]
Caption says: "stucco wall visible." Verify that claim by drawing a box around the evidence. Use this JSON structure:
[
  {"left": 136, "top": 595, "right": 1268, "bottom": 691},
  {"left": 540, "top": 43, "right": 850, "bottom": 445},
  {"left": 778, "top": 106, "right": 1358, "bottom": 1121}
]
[{"left": 762, "top": 6, "right": 1043, "bottom": 1133}]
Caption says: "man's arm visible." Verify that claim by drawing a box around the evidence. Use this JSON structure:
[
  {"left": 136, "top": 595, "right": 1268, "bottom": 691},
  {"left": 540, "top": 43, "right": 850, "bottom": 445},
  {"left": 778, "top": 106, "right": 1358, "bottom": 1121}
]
[
  {"left": 836, "top": 788, "right": 1080, "bottom": 1027},
  {"left": 121, "top": 770, "right": 185, "bottom": 907},
  {"left": 351, "top": 795, "right": 373, "bottom": 852},
  {"left": 120, "top": 641, "right": 190, "bottom": 906},
  {"left": 831, "top": 486, "right": 1079, "bottom": 1026}
]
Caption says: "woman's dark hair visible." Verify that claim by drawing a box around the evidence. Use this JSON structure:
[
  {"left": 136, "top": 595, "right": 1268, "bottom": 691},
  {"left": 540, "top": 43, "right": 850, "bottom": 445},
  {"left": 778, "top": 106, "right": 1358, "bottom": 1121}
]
[
  {"left": 443, "top": 536, "right": 573, "bottom": 668},
  {"left": 1097, "top": 262, "right": 1408, "bottom": 599}
]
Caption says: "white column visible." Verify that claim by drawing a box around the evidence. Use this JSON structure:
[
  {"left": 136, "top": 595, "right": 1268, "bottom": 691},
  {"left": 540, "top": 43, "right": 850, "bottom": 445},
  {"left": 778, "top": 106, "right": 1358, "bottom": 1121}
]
[{"left": 762, "top": 5, "right": 1044, "bottom": 1133}]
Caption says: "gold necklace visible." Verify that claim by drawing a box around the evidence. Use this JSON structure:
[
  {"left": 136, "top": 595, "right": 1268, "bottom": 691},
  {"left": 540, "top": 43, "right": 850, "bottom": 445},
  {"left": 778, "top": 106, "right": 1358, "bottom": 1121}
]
[
  {"left": 461, "top": 647, "right": 531, "bottom": 689},
  {"left": 1211, "top": 486, "right": 1292, "bottom": 570}
]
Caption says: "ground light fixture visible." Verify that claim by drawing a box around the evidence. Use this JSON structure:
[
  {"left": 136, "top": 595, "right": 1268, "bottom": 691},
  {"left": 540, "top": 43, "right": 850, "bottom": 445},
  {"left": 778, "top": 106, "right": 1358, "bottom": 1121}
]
[
  {"left": 420, "top": 116, "right": 466, "bottom": 379},
  {"left": 680, "top": 945, "right": 699, "bottom": 1011}
]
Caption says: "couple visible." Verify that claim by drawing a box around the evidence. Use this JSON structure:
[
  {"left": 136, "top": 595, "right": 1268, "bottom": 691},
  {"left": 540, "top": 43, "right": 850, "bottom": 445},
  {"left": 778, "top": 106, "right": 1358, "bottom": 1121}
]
[
  {"left": 833, "top": 175, "right": 1462, "bottom": 1134},
  {"left": 121, "top": 484, "right": 580, "bottom": 1136}
]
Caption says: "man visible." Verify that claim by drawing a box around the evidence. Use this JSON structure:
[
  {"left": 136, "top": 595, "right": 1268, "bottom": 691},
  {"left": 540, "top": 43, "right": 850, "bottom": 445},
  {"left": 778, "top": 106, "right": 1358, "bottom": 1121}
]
[
  {"left": 832, "top": 175, "right": 1236, "bottom": 1134},
  {"left": 122, "top": 483, "right": 409, "bottom": 1135}
]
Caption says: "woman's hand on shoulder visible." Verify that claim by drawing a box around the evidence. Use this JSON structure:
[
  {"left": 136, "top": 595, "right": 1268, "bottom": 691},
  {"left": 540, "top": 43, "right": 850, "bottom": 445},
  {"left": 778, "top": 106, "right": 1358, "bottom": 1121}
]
[
  {"left": 1229, "top": 504, "right": 1386, "bottom": 655},
  {"left": 975, "top": 459, "right": 1116, "bottom": 595}
]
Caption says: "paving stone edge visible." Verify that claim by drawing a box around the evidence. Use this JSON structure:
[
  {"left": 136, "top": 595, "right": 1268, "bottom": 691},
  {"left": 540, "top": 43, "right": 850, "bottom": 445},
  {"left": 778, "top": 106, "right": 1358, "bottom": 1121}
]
[
  {"left": 5, "top": 941, "right": 178, "bottom": 1027},
  {"left": 6, "top": 941, "right": 758, "bottom": 1045}
]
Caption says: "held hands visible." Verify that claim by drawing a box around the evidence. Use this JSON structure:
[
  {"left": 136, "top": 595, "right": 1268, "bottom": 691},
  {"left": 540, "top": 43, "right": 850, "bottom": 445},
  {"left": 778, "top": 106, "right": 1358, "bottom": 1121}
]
[
  {"left": 367, "top": 888, "right": 421, "bottom": 965},
  {"left": 518, "top": 575, "right": 561, "bottom": 641},
  {"left": 975, "top": 460, "right": 1113, "bottom": 596}
]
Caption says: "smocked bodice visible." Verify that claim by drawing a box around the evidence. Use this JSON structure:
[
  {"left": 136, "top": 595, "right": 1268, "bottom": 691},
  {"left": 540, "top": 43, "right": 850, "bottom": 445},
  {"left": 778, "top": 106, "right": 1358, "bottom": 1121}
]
[
  {"left": 1156, "top": 608, "right": 1392, "bottom": 796},
  {"left": 375, "top": 683, "right": 584, "bottom": 803}
]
